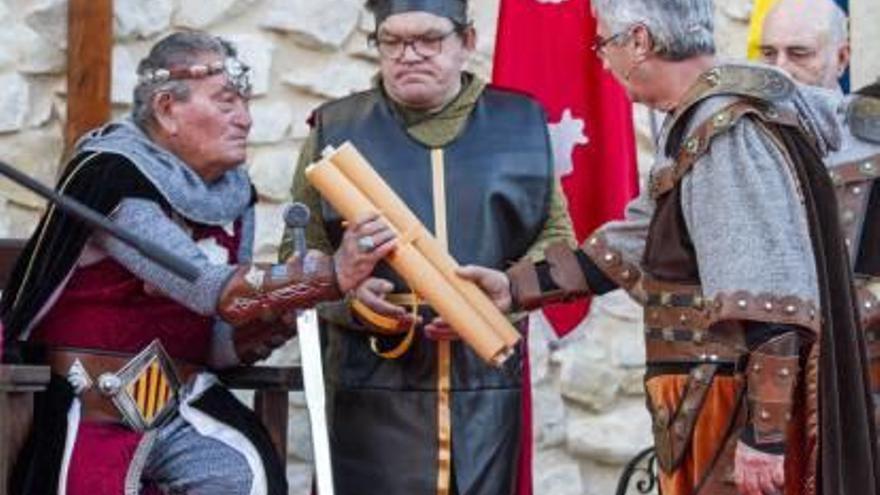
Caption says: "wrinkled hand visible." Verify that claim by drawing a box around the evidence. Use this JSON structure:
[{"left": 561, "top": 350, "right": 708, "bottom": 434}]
[
  {"left": 423, "top": 317, "right": 460, "bottom": 341},
  {"left": 734, "top": 441, "right": 784, "bottom": 495},
  {"left": 456, "top": 265, "right": 513, "bottom": 312},
  {"left": 354, "top": 277, "right": 420, "bottom": 332},
  {"left": 334, "top": 214, "right": 396, "bottom": 293}
]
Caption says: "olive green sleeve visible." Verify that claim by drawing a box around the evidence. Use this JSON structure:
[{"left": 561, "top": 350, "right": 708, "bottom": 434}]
[
  {"left": 279, "top": 131, "right": 334, "bottom": 262},
  {"left": 524, "top": 178, "right": 576, "bottom": 262}
]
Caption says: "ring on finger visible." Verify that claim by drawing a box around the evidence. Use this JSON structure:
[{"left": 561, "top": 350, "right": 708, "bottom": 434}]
[{"left": 357, "top": 235, "right": 376, "bottom": 253}]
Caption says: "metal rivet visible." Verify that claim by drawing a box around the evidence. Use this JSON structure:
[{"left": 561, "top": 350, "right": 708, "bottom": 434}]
[
  {"left": 604, "top": 253, "right": 616, "bottom": 263},
  {"left": 852, "top": 186, "right": 863, "bottom": 195},
  {"left": 830, "top": 172, "right": 843, "bottom": 186},
  {"left": 589, "top": 237, "right": 599, "bottom": 247},
  {"left": 779, "top": 368, "right": 791, "bottom": 377},
  {"left": 752, "top": 363, "right": 762, "bottom": 372},
  {"left": 693, "top": 369, "right": 704, "bottom": 381},
  {"left": 713, "top": 112, "right": 730, "bottom": 128},
  {"left": 866, "top": 300, "right": 874, "bottom": 310},
  {"left": 705, "top": 69, "right": 721, "bottom": 86},
  {"left": 760, "top": 410, "right": 771, "bottom": 420},
  {"left": 680, "top": 314, "right": 688, "bottom": 324},
  {"left": 765, "top": 108, "right": 779, "bottom": 119},
  {"left": 709, "top": 354, "right": 719, "bottom": 362},
  {"left": 685, "top": 137, "right": 700, "bottom": 154},
  {"left": 784, "top": 304, "right": 797, "bottom": 315},
  {"left": 621, "top": 269, "right": 632, "bottom": 280},
  {"left": 846, "top": 238, "right": 853, "bottom": 247},
  {"left": 843, "top": 210, "right": 856, "bottom": 223},
  {"left": 737, "top": 299, "right": 748, "bottom": 309},
  {"left": 764, "top": 302, "right": 774, "bottom": 311},
  {"left": 97, "top": 373, "right": 122, "bottom": 397},
  {"left": 862, "top": 161, "right": 876, "bottom": 174}
]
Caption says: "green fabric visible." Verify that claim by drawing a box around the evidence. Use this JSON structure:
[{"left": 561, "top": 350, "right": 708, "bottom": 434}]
[{"left": 390, "top": 73, "right": 487, "bottom": 148}]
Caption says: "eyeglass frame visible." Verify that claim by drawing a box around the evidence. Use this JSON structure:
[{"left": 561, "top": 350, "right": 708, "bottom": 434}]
[
  {"left": 591, "top": 27, "right": 634, "bottom": 57},
  {"left": 369, "top": 28, "right": 462, "bottom": 60}
]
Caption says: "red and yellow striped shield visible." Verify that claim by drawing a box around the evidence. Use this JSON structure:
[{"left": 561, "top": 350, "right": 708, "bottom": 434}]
[{"left": 125, "top": 356, "right": 174, "bottom": 426}]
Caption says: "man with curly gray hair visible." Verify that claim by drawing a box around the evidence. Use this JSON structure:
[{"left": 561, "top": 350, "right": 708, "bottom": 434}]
[
  {"left": 460, "top": 0, "right": 880, "bottom": 494},
  {"left": 4, "top": 31, "right": 393, "bottom": 495}
]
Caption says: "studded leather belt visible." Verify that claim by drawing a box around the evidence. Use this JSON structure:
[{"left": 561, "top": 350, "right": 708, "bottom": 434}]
[
  {"left": 47, "top": 341, "right": 201, "bottom": 431},
  {"left": 644, "top": 325, "right": 748, "bottom": 370}
]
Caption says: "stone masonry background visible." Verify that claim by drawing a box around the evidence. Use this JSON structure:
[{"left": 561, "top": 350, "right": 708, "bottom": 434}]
[{"left": 0, "top": 1, "right": 877, "bottom": 493}]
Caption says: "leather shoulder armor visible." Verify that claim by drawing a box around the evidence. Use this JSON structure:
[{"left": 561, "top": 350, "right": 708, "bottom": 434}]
[{"left": 848, "top": 95, "right": 880, "bottom": 144}]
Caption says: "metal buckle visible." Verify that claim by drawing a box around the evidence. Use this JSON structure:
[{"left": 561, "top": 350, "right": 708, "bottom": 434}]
[{"left": 97, "top": 340, "right": 182, "bottom": 431}]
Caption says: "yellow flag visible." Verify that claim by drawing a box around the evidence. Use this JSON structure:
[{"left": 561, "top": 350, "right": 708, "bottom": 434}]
[{"left": 747, "top": 0, "right": 780, "bottom": 60}]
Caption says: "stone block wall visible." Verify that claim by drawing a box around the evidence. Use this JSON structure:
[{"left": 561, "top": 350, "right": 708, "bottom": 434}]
[{"left": 0, "top": 1, "right": 877, "bottom": 494}]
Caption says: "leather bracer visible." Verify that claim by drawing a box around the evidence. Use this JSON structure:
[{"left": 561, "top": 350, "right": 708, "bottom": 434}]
[
  {"left": 507, "top": 242, "right": 590, "bottom": 311},
  {"left": 746, "top": 332, "right": 800, "bottom": 445},
  {"left": 218, "top": 254, "right": 340, "bottom": 327}
]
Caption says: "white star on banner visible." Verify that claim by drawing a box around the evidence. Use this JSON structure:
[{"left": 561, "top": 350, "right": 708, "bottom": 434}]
[{"left": 547, "top": 108, "right": 589, "bottom": 178}]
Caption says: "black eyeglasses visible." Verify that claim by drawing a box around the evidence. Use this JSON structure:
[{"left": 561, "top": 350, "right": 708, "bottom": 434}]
[
  {"left": 371, "top": 29, "right": 458, "bottom": 60},
  {"left": 591, "top": 31, "right": 628, "bottom": 56}
]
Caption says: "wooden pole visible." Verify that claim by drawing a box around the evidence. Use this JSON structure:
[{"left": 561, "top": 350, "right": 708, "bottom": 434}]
[{"left": 65, "top": 0, "right": 113, "bottom": 151}]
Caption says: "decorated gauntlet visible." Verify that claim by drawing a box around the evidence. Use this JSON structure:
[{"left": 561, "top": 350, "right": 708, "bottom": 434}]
[
  {"left": 746, "top": 332, "right": 800, "bottom": 445},
  {"left": 507, "top": 242, "right": 591, "bottom": 311},
  {"left": 218, "top": 253, "right": 341, "bottom": 328}
]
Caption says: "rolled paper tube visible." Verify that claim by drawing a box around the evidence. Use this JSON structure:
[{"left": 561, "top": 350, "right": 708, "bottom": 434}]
[
  {"left": 328, "top": 143, "right": 522, "bottom": 348},
  {"left": 306, "top": 158, "right": 513, "bottom": 366}
]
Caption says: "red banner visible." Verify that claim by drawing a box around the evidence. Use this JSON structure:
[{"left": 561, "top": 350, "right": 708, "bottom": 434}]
[{"left": 492, "top": 0, "right": 639, "bottom": 337}]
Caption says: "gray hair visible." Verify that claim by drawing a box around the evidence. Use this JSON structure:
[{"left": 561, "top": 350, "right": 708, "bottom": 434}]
[
  {"left": 132, "top": 32, "right": 238, "bottom": 128},
  {"left": 591, "top": 0, "right": 715, "bottom": 61},
  {"left": 765, "top": 0, "right": 848, "bottom": 46},
  {"left": 827, "top": 5, "right": 849, "bottom": 45}
]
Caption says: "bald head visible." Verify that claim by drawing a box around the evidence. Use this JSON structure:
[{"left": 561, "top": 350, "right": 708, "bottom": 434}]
[{"left": 760, "top": 0, "right": 849, "bottom": 89}]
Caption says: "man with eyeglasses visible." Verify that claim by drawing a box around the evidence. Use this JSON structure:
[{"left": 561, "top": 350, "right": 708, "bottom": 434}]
[
  {"left": 2, "top": 32, "right": 393, "bottom": 495},
  {"left": 457, "top": 0, "right": 880, "bottom": 494},
  {"left": 282, "top": 0, "right": 574, "bottom": 494}
]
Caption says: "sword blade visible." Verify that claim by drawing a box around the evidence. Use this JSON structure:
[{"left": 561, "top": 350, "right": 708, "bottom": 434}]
[{"left": 297, "top": 308, "right": 335, "bottom": 495}]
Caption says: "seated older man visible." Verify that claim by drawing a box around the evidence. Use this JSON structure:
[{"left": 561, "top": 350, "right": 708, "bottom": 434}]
[{"left": 2, "top": 32, "right": 393, "bottom": 495}]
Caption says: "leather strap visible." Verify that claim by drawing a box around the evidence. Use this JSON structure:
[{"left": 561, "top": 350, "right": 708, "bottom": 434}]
[
  {"left": 507, "top": 242, "right": 590, "bottom": 311},
  {"left": 651, "top": 101, "right": 801, "bottom": 199},
  {"left": 652, "top": 363, "right": 720, "bottom": 473},
  {"left": 432, "top": 148, "right": 453, "bottom": 495},
  {"left": 746, "top": 333, "right": 800, "bottom": 444}
]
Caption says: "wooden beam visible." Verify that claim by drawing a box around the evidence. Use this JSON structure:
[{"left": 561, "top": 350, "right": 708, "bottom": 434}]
[{"left": 65, "top": 0, "right": 113, "bottom": 150}]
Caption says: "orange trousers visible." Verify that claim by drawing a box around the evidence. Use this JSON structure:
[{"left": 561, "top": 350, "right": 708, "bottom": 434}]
[{"left": 645, "top": 374, "right": 809, "bottom": 495}]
